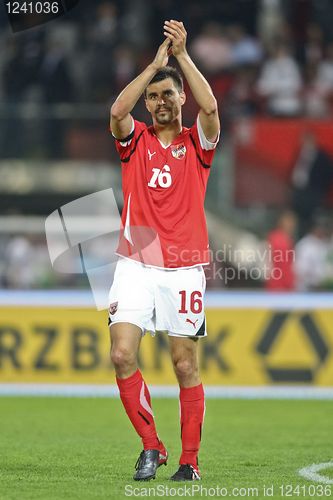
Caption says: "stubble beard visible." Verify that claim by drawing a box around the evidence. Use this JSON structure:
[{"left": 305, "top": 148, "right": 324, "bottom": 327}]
[{"left": 155, "top": 112, "right": 172, "bottom": 125}]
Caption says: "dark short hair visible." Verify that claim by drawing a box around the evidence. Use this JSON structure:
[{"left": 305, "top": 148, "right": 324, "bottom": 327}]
[{"left": 144, "top": 66, "right": 183, "bottom": 97}]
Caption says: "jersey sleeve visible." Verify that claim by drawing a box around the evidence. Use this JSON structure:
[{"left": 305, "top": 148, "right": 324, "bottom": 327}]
[
  {"left": 189, "top": 115, "right": 220, "bottom": 168},
  {"left": 111, "top": 118, "right": 147, "bottom": 163}
]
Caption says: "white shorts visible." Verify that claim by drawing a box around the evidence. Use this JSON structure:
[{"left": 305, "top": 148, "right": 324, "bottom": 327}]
[{"left": 108, "top": 258, "right": 207, "bottom": 338}]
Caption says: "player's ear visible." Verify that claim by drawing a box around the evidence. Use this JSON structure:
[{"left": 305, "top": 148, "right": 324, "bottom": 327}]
[{"left": 180, "top": 91, "right": 186, "bottom": 106}]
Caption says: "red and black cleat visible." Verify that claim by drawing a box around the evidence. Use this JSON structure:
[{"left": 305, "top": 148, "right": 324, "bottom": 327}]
[{"left": 133, "top": 442, "right": 168, "bottom": 481}]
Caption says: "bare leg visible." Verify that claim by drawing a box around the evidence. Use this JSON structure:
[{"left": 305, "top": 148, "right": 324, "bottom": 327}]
[
  {"left": 169, "top": 336, "right": 200, "bottom": 387},
  {"left": 110, "top": 322, "right": 142, "bottom": 378}
]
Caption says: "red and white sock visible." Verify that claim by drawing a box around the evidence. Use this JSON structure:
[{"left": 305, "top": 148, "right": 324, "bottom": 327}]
[
  {"left": 179, "top": 383, "right": 205, "bottom": 470},
  {"left": 116, "top": 369, "right": 161, "bottom": 450}
]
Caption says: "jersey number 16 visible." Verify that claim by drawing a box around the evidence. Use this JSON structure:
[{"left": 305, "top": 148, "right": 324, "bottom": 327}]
[{"left": 148, "top": 165, "right": 172, "bottom": 188}]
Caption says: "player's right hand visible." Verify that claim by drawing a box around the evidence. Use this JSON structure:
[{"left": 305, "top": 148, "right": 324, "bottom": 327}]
[{"left": 151, "top": 38, "right": 171, "bottom": 70}]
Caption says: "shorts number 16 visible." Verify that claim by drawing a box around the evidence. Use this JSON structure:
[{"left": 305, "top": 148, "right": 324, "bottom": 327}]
[{"left": 178, "top": 290, "right": 203, "bottom": 314}]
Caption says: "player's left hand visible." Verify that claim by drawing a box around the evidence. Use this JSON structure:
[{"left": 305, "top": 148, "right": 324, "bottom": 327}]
[{"left": 163, "top": 20, "right": 187, "bottom": 57}]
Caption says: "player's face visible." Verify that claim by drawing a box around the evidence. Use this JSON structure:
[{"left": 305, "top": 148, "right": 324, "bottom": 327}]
[{"left": 145, "top": 78, "right": 185, "bottom": 125}]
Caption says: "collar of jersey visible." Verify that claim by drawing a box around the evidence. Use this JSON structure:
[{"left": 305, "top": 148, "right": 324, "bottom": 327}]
[{"left": 149, "top": 126, "right": 187, "bottom": 149}]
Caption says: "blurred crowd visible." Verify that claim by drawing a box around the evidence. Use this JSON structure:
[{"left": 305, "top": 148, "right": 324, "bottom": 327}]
[
  {"left": 0, "top": 234, "right": 87, "bottom": 289},
  {"left": 1, "top": 211, "right": 333, "bottom": 291},
  {"left": 0, "top": 0, "right": 332, "bottom": 160},
  {"left": 0, "top": 0, "right": 333, "bottom": 122},
  {"left": 1, "top": 0, "right": 333, "bottom": 291},
  {"left": 264, "top": 210, "right": 333, "bottom": 292}
]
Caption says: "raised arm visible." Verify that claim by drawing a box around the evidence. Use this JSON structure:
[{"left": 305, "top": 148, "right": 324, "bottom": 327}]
[
  {"left": 164, "top": 20, "right": 220, "bottom": 142},
  {"left": 110, "top": 39, "right": 171, "bottom": 140}
]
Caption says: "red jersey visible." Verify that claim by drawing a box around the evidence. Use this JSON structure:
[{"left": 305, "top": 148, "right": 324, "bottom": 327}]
[{"left": 113, "top": 116, "right": 219, "bottom": 268}]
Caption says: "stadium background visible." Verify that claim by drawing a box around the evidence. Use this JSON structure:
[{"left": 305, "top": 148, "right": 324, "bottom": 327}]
[{"left": 0, "top": 0, "right": 333, "bottom": 392}]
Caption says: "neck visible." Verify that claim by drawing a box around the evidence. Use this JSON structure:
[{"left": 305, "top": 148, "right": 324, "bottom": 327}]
[{"left": 153, "top": 117, "right": 182, "bottom": 146}]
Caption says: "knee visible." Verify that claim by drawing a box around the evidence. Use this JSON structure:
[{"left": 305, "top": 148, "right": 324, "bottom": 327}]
[
  {"left": 110, "top": 346, "right": 136, "bottom": 370},
  {"left": 173, "top": 357, "right": 198, "bottom": 380}
]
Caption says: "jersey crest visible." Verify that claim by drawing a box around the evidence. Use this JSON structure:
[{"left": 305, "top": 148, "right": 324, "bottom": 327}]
[
  {"left": 171, "top": 143, "right": 186, "bottom": 160},
  {"left": 109, "top": 302, "right": 118, "bottom": 315}
]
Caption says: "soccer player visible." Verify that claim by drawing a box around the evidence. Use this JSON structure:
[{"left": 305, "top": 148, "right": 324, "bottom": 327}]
[{"left": 109, "top": 20, "right": 220, "bottom": 481}]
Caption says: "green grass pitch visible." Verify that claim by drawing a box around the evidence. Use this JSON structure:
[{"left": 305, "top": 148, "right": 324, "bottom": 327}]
[{"left": 0, "top": 397, "right": 332, "bottom": 499}]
